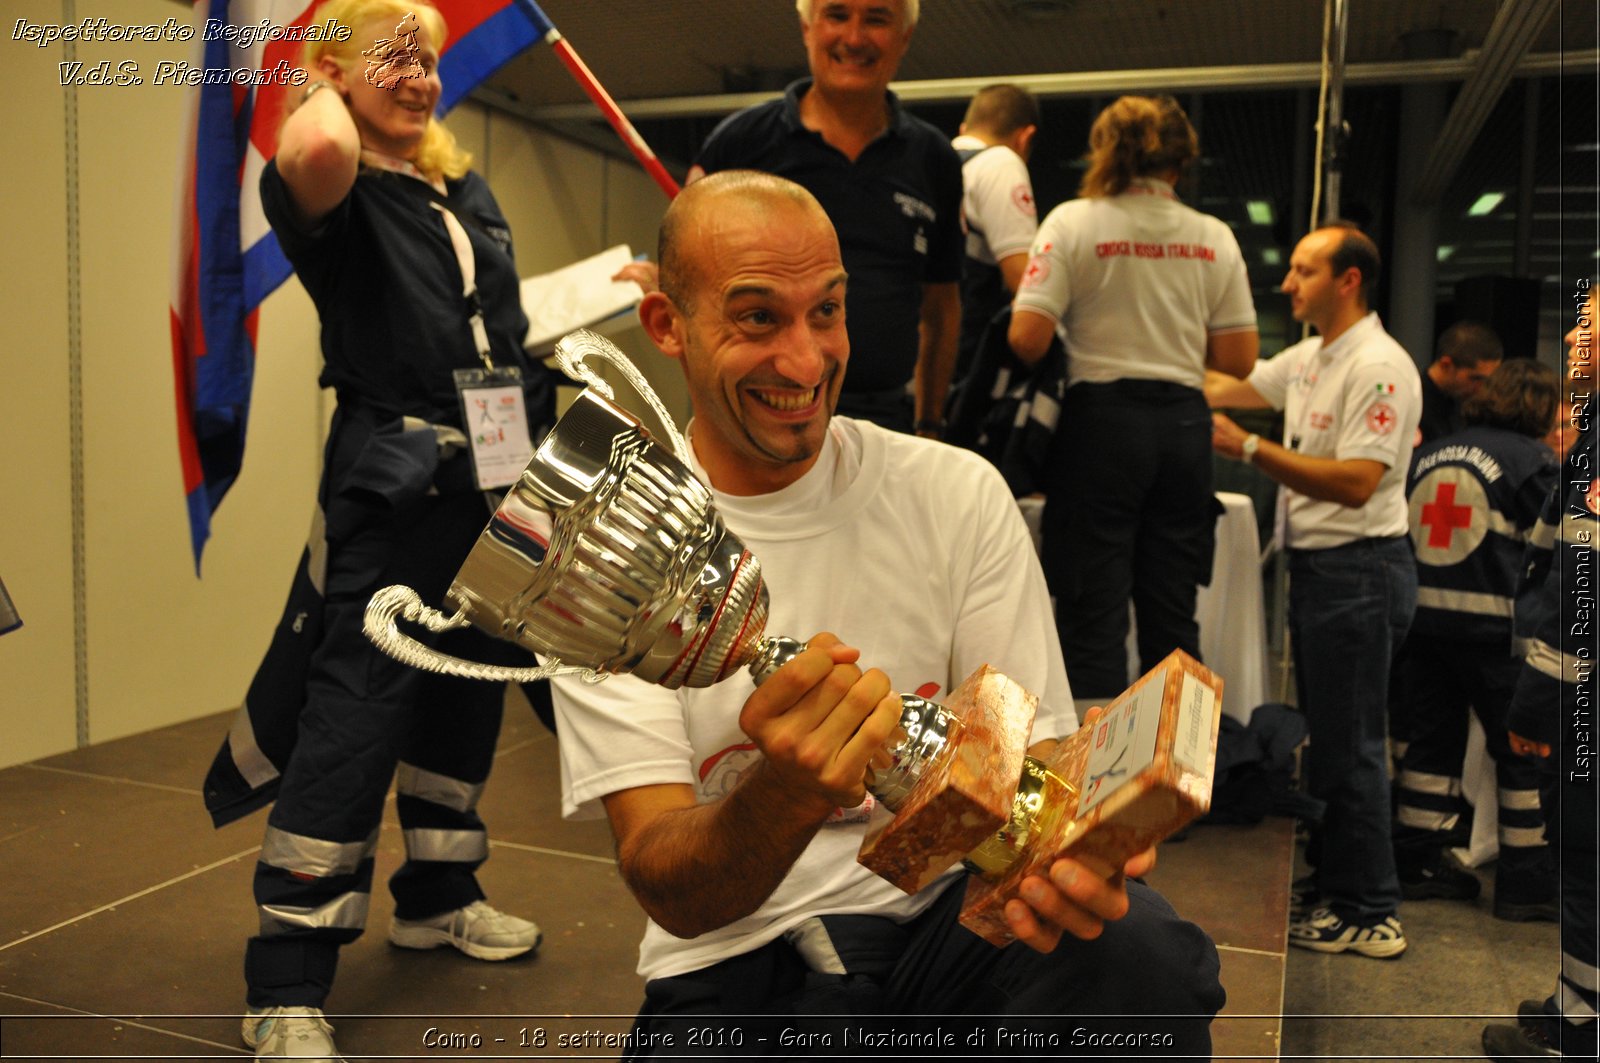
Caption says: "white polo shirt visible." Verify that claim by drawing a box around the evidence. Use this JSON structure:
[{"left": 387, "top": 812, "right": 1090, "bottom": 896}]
[
  {"left": 1012, "top": 177, "right": 1256, "bottom": 389},
  {"left": 953, "top": 134, "right": 1037, "bottom": 267},
  {"left": 1248, "top": 313, "right": 1422, "bottom": 550}
]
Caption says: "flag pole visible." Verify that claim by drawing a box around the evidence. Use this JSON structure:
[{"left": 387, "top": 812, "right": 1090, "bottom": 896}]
[{"left": 513, "top": 0, "right": 681, "bottom": 199}]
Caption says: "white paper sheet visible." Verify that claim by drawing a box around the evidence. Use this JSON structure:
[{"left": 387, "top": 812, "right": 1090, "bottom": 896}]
[{"left": 521, "top": 244, "right": 644, "bottom": 354}]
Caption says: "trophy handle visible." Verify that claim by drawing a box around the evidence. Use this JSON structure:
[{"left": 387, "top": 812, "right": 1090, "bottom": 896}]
[
  {"left": 551, "top": 329, "right": 692, "bottom": 465},
  {"left": 363, "top": 585, "right": 605, "bottom": 685}
]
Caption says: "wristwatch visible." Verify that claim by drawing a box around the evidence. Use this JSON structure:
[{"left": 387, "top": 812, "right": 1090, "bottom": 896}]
[
  {"left": 300, "top": 79, "right": 336, "bottom": 105},
  {"left": 1241, "top": 433, "right": 1261, "bottom": 464}
]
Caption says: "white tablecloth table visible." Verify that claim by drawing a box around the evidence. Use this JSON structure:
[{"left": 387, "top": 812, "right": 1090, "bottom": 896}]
[{"left": 1017, "top": 492, "right": 1266, "bottom": 724}]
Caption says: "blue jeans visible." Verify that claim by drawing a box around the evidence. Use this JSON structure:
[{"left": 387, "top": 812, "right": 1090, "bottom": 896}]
[{"left": 1289, "top": 536, "right": 1416, "bottom": 921}]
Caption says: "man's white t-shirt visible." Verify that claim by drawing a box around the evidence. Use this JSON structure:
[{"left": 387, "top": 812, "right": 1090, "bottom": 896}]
[
  {"left": 550, "top": 417, "right": 1075, "bottom": 980},
  {"left": 1247, "top": 312, "right": 1422, "bottom": 549}
]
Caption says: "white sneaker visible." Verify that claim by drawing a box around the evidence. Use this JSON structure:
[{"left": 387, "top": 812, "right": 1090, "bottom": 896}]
[
  {"left": 241, "top": 1006, "right": 345, "bottom": 1061},
  {"left": 389, "top": 899, "right": 542, "bottom": 961},
  {"left": 1287, "top": 906, "right": 1408, "bottom": 959}
]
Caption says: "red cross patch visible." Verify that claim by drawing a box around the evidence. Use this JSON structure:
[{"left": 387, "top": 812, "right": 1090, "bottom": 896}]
[
  {"left": 1365, "top": 401, "right": 1397, "bottom": 435},
  {"left": 1012, "top": 183, "right": 1036, "bottom": 216},
  {"left": 1022, "top": 256, "right": 1051, "bottom": 287},
  {"left": 1420, "top": 482, "right": 1474, "bottom": 548},
  {"left": 1409, "top": 468, "right": 1488, "bottom": 564}
]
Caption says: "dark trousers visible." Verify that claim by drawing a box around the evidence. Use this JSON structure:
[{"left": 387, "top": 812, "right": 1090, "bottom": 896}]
[
  {"left": 626, "top": 877, "right": 1224, "bottom": 1060},
  {"left": 1393, "top": 633, "right": 1548, "bottom": 891},
  {"left": 246, "top": 489, "right": 510, "bottom": 1008},
  {"left": 1289, "top": 536, "right": 1415, "bottom": 921},
  {"left": 1529, "top": 744, "right": 1599, "bottom": 1051},
  {"left": 1040, "top": 382, "right": 1215, "bottom": 699}
]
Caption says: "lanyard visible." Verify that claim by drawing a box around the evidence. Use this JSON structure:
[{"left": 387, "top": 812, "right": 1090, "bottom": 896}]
[
  {"left": 360, "top": 149, "right": 494, "bottom": 369},
  {"left": 430, "top": 202, "right": 495, "bottom": 369}
]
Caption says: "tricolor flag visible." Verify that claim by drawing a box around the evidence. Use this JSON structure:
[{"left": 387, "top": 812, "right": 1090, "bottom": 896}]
[{"left": 171, "top": 0, "right": 543, "bottom": 572}]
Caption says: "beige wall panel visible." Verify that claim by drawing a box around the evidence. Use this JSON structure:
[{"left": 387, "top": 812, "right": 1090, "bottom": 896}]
[
  {"left": 71, "top": 0, "right": 323, "bottom": 747},
  {"left": 485, "top": 108, "right": 608, "bottom": 272},
  {"left": 447, "top": 98, "right": 491, "bottom": 169},
  {"left": 0, "top": 0, "right": 681, "bottom": 766},
  {"left": 593, "top": 155, "right": 691, "bottom": 431},
  {"left": 0, "top": 0, "right": 80, "bottom": 765},
  {"left": 482, "top": 110, "right": 690, "bottom": 432}
]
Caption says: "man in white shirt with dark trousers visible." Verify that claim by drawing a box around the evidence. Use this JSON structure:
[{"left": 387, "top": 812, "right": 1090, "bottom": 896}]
[{"left": 1210, "top": 221, "right": 1422, "bottom": 959}]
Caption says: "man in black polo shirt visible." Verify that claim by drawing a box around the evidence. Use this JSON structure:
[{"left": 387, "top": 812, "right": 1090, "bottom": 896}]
[
  {"left": 688, "top": 0, "right": 963, "bottom": 436},
  {"left": 1418, "top": 320, "right": 1503, "bottom": 445}
]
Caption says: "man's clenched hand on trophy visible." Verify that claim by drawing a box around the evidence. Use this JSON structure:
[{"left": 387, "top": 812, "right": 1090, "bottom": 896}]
[{"left": 738, "top": 633, "right": 901, "bottom": 818}]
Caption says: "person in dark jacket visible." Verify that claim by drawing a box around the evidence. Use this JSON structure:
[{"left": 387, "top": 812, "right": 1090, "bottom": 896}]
[
  {"left": 1417, "top": 321, "right": 1504, "bottom": 446},
  {"left": 689, "top": 0, "right": 963, "bottom": 438},
  {"left": 1391, "top": 361, "right": 1560, "bottom": 913},
  {"left": 1482, "top": 289, "right": 1597, "bottom": 1062}
]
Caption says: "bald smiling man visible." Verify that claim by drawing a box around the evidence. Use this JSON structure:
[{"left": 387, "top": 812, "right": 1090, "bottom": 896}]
[{"left": 548, "top": 171, "right": 1225, "bottom": 1058}]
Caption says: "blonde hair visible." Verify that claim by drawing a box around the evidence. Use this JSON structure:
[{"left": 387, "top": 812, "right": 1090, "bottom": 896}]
[
  {"left": 1079, "top": 95, "right": 1197, "bottom": 199},
  {"left": 795, "top": 0, "right": 919, "bottom": 30},
  {"left": 302, "top": 0, "right": 471, "bottom": 182}
]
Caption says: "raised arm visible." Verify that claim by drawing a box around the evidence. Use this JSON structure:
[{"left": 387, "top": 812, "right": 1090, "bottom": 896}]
[
  {"left": 1204, "top": 369, "right": 1270, "bottom": 410},
  {"left": 601, "top": 635, "right": 902, "bottom": 939},
  {"left": 274, "top": 68, "right": 361, "bottom": 229},
  {"left": 1205, "top": 328, "right": 1260, "bottom": 380}
]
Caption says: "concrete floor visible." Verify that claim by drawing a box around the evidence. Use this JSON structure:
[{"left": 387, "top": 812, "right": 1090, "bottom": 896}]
[
  {"left": 1281, "top": 841, "right": 1560, "bottom": 1062},
  {"left": 0, "top": 686, "right": 1556, "bottom": 1061}
]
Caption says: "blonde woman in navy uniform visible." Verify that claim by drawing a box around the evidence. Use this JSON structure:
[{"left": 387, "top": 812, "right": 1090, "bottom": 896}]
[{"left": 203, "top": 3, "right": 553, "bottom": 1058}]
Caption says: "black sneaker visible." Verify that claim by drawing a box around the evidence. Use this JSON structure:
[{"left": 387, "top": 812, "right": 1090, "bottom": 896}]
[
  {"left": 1399, "top": 858, "right": 1481, "bottom": 901},
  {"left": 1288, "top": 906, "right": 1407, "bottom": 958},
  {"left": 1494, "top": 894, "right": 1559, "bottom": 923},
  {"left": 1482, "top": 1022, "right": 1560, "bottom": 1060}
]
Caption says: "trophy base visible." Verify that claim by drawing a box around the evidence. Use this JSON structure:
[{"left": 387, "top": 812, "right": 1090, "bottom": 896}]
[
  {"left": 958, "top": 649, "right": 1223, "bottom": 946},
  {"left": 857, "top": 665, "right": 1039, "bottom": 895}
]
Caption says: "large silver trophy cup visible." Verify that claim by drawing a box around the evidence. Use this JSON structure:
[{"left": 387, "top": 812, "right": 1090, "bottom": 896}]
[
  {"left": 363, "top": 330, "right": 1223, "bottom": 946},
  {"left": 363, "top": 330, "right": 953, "bottom": 809}
]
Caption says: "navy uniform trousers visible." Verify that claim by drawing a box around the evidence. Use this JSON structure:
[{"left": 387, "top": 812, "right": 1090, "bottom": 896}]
[
  {"left": 626, "top": 876, "right": 1224, "bottom": 1061},
  {"left": 1392, "top": 635, "right": 1549, "bottom": 897},
  {"left": 242, "top": 413, "right": 531, "bottom": 1008},
  {"left": 1040, "top": 381, "right": 1216, "bottom": 700},
  {"left": 1528, "top": 753, "right": 1599, "bottom": 1055}
]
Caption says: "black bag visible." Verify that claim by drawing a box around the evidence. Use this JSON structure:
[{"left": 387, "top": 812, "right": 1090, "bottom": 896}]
[
  {"left": 1201, "top": 703, "right": 1324, "bottom": 825},
  {"left": 944, "top": 305, "right": 1067, "bottom": 498}
]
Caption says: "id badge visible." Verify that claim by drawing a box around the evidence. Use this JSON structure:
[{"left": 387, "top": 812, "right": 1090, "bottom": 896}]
[{"left": 453, "top": 367, "right": 534, "bottom": 491}]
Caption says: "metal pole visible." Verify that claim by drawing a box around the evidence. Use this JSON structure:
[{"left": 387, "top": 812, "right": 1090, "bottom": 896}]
[
  {"left": 523, "top": 51, "right": 1597, "bottom": 122},
  {"left": 513, "top": 0, "right": 681, "bottom": 198},
  {"left": 1514, "top": 79, "right": 1541, "bottom": 276},
  {"left": 1321, "top": 0, "right": 1350, "bottom": 222}
]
